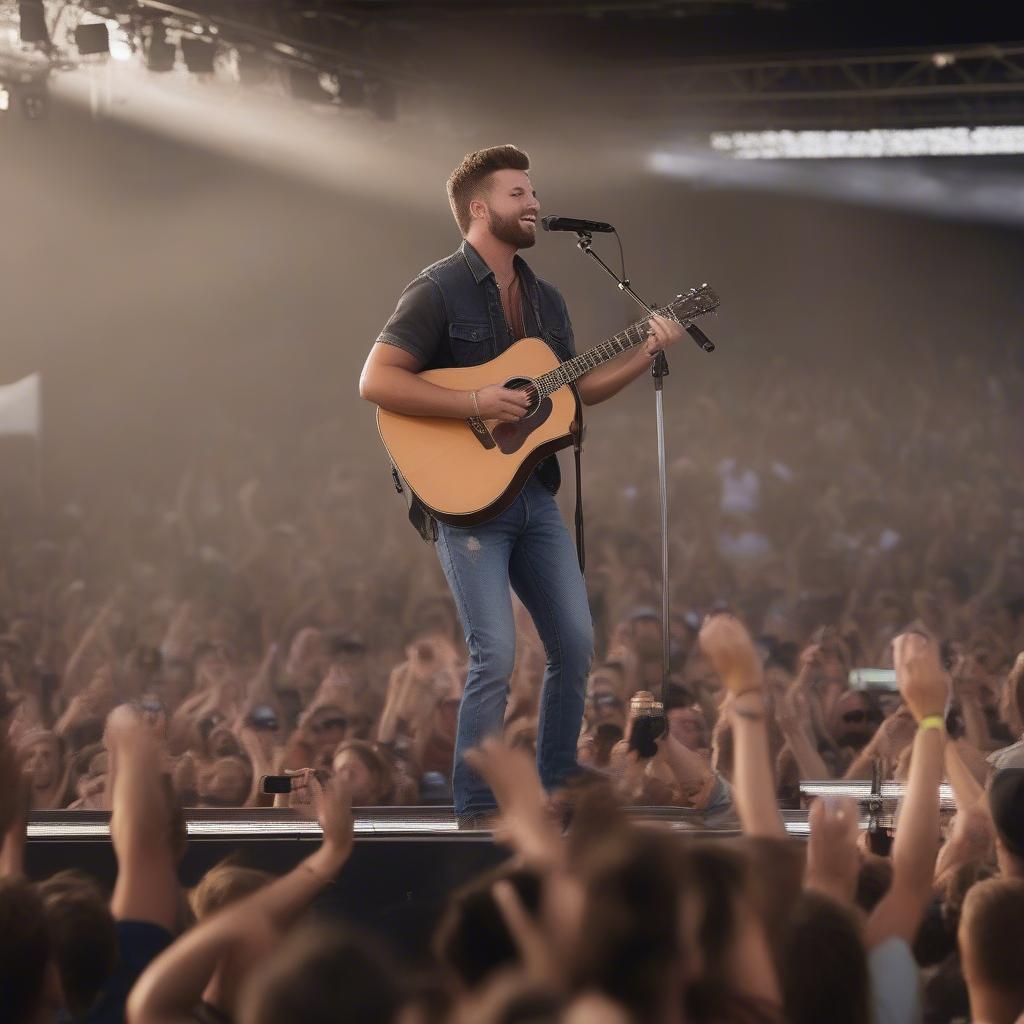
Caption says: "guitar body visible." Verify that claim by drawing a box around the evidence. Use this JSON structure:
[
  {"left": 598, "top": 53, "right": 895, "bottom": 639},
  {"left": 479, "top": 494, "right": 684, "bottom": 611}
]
[{"left": 377, "top": 337, "right": 579, "bottom": 527}]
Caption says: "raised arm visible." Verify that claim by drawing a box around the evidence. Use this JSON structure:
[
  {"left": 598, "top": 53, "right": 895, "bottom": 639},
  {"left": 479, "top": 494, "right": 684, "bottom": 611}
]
[
  {"left": 699, "top": 614, "right": 786, "bottom": 838},
  {"left": 865, "top": 633, "right": 948, "bottom": 948},
  {"left": 106, "top": 706, "right": 181, "bottom": 930},
  {"left": 574, "top": 315, "right": 686, "bottom": 407},
  {"left": 0, "top": 700, "right": 27, "bottom": 877},
  {"left": 127, "top": 774, "right": 355, "bottom": 1024},
  {"left": 776, "top": 685, "right": 832, "bottom": 780}
]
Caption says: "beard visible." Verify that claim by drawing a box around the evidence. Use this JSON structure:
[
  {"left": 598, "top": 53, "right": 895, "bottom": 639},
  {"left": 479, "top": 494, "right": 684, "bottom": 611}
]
[{"left": 486, "top": 207, "right": 536, "bottom": 249}]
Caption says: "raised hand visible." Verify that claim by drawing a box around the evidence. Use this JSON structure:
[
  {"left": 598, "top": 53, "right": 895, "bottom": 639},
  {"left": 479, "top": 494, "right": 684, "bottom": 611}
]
[
  {"left": 464, "top": 738, "right": 563, "bottom": 869},
  {"left": 311, "top": 771, "right": 354, "bottom": 866},
  {"left": 893, "top": 632, "right": 949, "bottom": 722},
  {"left": 805, "top": 795, "right": 860, "bottom": 903},
  {"left": 698, "top": 614, "right": 763, "bottom": 695}
]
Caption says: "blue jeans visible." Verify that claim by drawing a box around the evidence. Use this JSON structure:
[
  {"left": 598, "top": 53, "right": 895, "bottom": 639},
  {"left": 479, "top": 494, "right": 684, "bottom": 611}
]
[{"left": 436, "top": 476, "right": 594, "bottom": 817}]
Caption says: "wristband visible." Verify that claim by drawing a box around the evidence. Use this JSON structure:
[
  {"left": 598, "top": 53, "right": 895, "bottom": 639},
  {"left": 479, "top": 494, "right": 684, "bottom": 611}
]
[
  {"left": 732, "top": 690, "right": 768, "bottom": 722},
  {"left": 918, "top": 714, "right": 945, "bottom": 734},
  {"left": 733, "top": 687, "right": 765, "bottom": 700},
  {"left": 733, "top": 705, "right": 767, "bottom": 722}
]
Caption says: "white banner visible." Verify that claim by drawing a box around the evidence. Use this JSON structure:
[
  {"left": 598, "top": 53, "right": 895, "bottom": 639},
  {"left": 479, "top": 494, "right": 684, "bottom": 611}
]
[{"left": 0, "top": 373, "right": 41, "bottom": 437}]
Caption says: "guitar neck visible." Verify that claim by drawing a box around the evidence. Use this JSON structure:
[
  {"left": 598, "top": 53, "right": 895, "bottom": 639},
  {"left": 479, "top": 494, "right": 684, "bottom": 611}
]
[{"left": 534, "top": 314, "right": 663, "bottom": 397}]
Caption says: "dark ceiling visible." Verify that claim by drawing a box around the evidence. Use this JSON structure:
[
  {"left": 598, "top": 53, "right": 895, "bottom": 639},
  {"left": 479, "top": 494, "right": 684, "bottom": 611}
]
[
  {"left": 139, "top": 1, "right": 1023, "bottom": 63},
  {"left": 5, "top": 1, "right": 1024, "bottom": 130}
]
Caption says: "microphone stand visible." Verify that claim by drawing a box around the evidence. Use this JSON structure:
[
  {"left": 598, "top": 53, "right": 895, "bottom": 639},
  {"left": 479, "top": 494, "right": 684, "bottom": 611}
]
[{"left": 572, "top": 230, "right": 713, "bottom": 713}]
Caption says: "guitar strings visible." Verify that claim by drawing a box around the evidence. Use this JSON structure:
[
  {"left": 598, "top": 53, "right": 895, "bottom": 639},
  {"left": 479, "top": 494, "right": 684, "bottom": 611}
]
[{"left": 532, "top": 294, "right": 707, "bottom": 400}]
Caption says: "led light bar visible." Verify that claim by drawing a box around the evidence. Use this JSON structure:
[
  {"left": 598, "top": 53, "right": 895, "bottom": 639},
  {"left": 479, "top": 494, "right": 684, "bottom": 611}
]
[
  {"left": 710, "top": 126, "right": 1024, "bottom": 160},
  {"left": 27, "top": 813, "right": 464, "bottom": 841},
  {"left": 783, "top": 817, "right": 874, "bottom": 837},
  {"left": 799, "top": 780, "right": 956, "bottom": 809}
]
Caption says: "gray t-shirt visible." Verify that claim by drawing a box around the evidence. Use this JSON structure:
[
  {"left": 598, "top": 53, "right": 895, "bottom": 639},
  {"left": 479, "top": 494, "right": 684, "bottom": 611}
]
[{"left": 376, "top": 276, "right": 448, "bottom": 368}]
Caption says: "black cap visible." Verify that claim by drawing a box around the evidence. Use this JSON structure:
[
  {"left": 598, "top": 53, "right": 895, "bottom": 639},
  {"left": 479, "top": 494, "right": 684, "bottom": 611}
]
[{"left": 990, "top": 768, "right": 1024, "bottom": 859}]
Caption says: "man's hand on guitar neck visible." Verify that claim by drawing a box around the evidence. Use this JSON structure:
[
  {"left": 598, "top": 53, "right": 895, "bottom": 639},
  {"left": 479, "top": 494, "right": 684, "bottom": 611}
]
[
  {"left": 576, "top": 313, "right": 687, "bottom": 406},
  {"left": 641, "top": 314, "right": 687, "bottom": 359},
  {"left": 474, "top": 383, "right": 530, "bottom": 422}
]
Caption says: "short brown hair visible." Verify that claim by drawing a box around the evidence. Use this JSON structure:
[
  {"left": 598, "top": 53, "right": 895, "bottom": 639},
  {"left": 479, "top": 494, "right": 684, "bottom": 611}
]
[
  {"left": 37, "top": 870, "right": 117, "bottom": 1018},
  {"left": 190, "top": 862, "right": 273, "bottom": 921},
  {"left": 0, "top": 877, "right": 51, "bottom": 1024},
  {"left": 240, "top": 923, "right": 403, "bottom": 1024},
  {"left": 446, "top": 145, "right": 530, "bottom": 235},
  {"left": 960, "top": 878, "right": 1024, "bottom": 999}
]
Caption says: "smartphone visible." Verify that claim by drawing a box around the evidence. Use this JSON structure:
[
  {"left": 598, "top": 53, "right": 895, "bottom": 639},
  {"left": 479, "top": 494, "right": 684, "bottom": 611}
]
[
  {"left": 849, "top": 668, "right": 898, "bottom": 692},
  {"left": 260, "top": 775, "right": 293, "bottom": 794}
]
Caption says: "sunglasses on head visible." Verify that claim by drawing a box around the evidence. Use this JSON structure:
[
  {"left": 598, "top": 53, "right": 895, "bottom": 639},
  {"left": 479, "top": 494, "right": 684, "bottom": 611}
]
[{"left": 842, "top": 708, "right": 882, "bottom": 724}]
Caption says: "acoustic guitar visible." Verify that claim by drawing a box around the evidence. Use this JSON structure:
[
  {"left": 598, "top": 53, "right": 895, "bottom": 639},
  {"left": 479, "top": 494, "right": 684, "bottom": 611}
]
[{"left": 377, "top": 284, "right": 719, "bottom": 526}]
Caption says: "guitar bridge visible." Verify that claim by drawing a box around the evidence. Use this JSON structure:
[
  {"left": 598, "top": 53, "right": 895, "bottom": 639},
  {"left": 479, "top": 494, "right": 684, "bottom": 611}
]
[{"left": 467, "top": 415, "right": 496, "bottom": 450}]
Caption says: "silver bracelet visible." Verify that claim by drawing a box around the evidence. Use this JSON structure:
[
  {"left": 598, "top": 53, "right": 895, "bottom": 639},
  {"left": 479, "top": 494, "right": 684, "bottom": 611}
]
[{"left": 470, "top": 390, "right": 481, "bottom": 418}]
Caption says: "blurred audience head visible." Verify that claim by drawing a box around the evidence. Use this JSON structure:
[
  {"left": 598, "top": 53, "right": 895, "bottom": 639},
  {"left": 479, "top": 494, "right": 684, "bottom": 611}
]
[
  {"left": 958, "top": 878, "right": 1024, "bottom": 1024},
  {"left": 238, "top": 922, "right": 404, "bottom": 1024},
  {"left": 37, "top": 870, "right": 117, "bottom": 1018},
  {"left": 331, "top": 740, "right": 393, "bottom": 805},
  {"left": 780, "top": 890, "right": 870, "bottom": 1024},
  {"left": 988, "top": 768, "right": 1024, "bottom": 878},
  {"left": 434, "top": 865, "right": 543, "bottom": 992},
  {"left": 190, "top": 862, "right": 274, "bottom": 920},
  {"left": 0, "top": 877, "right": 62, "bottom": 1024}
]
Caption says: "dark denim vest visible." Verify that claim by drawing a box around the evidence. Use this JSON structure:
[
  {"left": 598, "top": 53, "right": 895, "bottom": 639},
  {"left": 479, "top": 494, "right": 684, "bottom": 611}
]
[{"left": 420, "top": 239, "right": 575, "bottom": 495}]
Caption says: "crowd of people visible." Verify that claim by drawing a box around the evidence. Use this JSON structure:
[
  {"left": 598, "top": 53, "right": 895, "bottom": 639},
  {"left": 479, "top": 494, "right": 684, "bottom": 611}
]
[
  {"left": 0, "top": 339, "right": 1021, "bottom": 813},
  {"left": 0, "top": 336, "right": 1022, "bottom": 1020},
  {"left": 2, "top": 618, "right": 1024, "bottom": 1024}
]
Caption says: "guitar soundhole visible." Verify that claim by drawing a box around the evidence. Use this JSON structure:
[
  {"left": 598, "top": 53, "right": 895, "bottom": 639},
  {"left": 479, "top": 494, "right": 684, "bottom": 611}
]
[{"left": 503, "top": 376, "right": 542, "bottom": 417}]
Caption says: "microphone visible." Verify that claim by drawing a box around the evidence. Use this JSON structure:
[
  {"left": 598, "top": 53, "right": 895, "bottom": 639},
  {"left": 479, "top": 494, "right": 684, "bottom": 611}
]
[
  {"left": 541, "top": 215, "right": 615, "bottom": 234},
  {"left": 686, "top": 324, "right": 716, "bottom": 353}
]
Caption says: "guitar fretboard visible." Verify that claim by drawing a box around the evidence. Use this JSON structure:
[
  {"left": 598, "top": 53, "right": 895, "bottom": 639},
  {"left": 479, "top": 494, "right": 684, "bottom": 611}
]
[{"left": 534, "top": 310, "right": 671, "bottom": 399}]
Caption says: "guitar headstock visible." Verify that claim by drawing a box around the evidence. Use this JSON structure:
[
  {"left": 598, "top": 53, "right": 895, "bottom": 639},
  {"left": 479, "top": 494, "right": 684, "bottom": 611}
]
[{"left": 662, "top": 284, "right": 720, "bottom": 325}]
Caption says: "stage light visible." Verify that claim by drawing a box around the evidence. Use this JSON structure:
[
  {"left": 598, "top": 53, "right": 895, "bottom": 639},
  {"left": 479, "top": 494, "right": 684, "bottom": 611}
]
[
  {"left": 181, "top": 37, "right": 216, "bottom": 75},
  {"left": 108, "top": 21, "right": 134, "bottom": 62},
  {"left": 0, "top": 87, "right": 9, "bottom": 113},
  {"left": 18, "top": 1, "right": 49, "bottom": 45},
  {"left": 146, "top": 28, "right": 176, "bottom": 73},
  {"left": 708, "top": 126, "right": 1024, "bottom": 159},
  {"left": 75, "top": 22, "right": 110, "bottom": 56}
]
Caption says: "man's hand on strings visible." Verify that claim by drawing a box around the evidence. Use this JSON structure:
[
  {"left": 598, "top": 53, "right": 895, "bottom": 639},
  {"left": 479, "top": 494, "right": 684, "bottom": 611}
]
[
  {"left": 474, "top": 383, "right": 531, "bottom": 422},
  {"left": 642, "top": 314, "right": 686, "bottom": 358}
]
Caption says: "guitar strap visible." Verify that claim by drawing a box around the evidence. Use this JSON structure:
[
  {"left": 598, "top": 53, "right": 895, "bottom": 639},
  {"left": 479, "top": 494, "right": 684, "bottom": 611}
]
[{"left": 571, "top": 384, "right": 586, "bottom": 575}]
